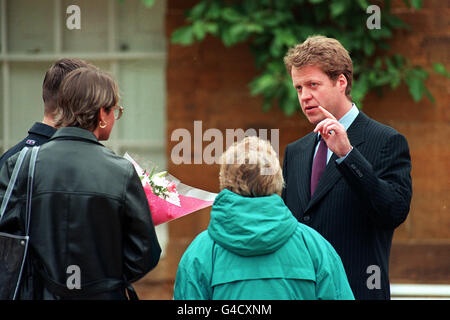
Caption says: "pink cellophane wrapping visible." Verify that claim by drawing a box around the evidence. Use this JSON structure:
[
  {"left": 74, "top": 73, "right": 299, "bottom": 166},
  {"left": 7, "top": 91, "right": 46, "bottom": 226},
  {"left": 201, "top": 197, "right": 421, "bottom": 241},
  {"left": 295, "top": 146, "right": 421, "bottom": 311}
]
[
  {"left": 124, "top": 153, "right": 217, "bottom": 225},
  {"left": 144, "top": 186, "right": 215, "bottom": 225}
]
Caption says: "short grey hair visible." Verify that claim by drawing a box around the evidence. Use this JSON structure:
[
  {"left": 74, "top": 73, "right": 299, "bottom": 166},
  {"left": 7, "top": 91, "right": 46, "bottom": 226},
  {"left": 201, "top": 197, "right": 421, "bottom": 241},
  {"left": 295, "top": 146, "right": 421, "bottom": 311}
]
[{"left": 219, "top": 136, "right": 284, "bottom": 197}]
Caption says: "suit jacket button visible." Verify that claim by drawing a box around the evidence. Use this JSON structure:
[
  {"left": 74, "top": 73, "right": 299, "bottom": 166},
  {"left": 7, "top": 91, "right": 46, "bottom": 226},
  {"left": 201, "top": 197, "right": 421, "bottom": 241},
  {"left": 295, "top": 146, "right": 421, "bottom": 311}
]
[{"left": 303, "top": 216, "right": 311, "bottom": 222}]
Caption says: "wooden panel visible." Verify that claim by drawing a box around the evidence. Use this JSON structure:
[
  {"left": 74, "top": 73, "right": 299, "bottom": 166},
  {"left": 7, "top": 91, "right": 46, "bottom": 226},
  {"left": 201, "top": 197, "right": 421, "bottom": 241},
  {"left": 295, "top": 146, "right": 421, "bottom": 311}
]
[{"left": 390, "top": 242, "right": 450, "bottom": 283}]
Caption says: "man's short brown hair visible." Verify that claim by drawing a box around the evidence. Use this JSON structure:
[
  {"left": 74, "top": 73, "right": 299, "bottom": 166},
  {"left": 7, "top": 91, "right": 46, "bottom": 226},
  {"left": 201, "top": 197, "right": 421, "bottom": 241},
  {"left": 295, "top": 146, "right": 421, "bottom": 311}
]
[
  {"left": 54, "top": 67, "right": 119, "bottom": 131},
  {"left": 42, "top": 58, "right": 91, "bottom": 115},
  {"left": 284, "top": 35, "right": 353, "bottom": 100}
]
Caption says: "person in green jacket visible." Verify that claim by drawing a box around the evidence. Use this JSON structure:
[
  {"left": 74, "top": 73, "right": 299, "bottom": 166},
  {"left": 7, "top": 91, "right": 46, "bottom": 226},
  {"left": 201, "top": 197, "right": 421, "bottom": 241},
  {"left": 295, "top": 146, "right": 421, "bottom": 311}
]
[{"left": 173, "top": 136, "right": 354, "bottom": 300}]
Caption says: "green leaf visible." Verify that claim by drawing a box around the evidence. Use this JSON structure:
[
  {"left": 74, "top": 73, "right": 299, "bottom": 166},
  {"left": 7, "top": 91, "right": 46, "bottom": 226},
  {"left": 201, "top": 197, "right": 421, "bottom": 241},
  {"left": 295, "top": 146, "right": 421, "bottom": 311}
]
[
  {"left": 402, "top": 0, "right": 422, "bottom": 9},
  {"left": 392, "top": 54, "right": 405, "bottom": 68},
  {"left": 140, "top": 0, "right": 155, "bottom": 7},
  {"left": 384, "top": 13, "right": 411, "bottom": 30},
  {"left": 363, "top": 39, "right": 375, "bottom": 56},
  {"left": 374, "top": 58, "right": 382, "bottom": 69},
  {"left": 411, "top": 0, "right": 423, "bottom": 9},
  {"left": 279, "top": 96, "right": 298, "bottom": 116},
  {"left": 205, "top": 2, "right": 221, "bottom": 20},
  {"left": 423, "top": 87, "right": 436, "bottom": 105},
  {"left": 374, "top": 73, "right": 394, "bottom": 86},
  {"left": 169, "top": 0, "right": 431, "bottom": 116},
  {"left": 402, "top": 0, "right": 411, "bottom": 8},
  {"left": 356, "top": 0, "right": 369, "bottom": 9},
  {"left": 432, "top": 63, "right": 450, "bottom": 78},
  {"left": 409, "top": 67, "right": 428, "bottom": 80},
  {"left": 312, "top": 5, "right": 327, "bottom": 22},
  {"left": 192, "top": 21, "right": 207, "bottom": 40},
  {"left": 250, "top": 73, "right": 277, "bottom": 96},
  {"left": 405, "top": 75, "right": 425, "bottom": 102},
  {"left": 330, "top": 0, "right": 347, "bottom": 18},
  {"left": 188, "top": 1, "right": 208, "bottom": 19},
  {"left": 244, "top": 23, "right": 264, "bottom": 34},
  {"left": 390, "top": 74, "right": 401, "bottom": 89},
  {"left": 384, "top": 57, "right": 394, "bottom": 72},
  {"left": 221, "top": 8, "right": 244, "bottom": 23},
  {"left": 273, "top": 29, "right": 298, "bottom": 48},
  {"left": 369, "top": 27, "right": 392, "bottom": 40},
  {"left": 253, "top": 50, "right": 271, "bottom": 69},
  {"left": 352, "top": 74, "right": 370, "bottom": 102},
  {"left": 171, "top": 26, "right": 194, "bottom": 45},
  {"left": 224, "top": 23, "right": 249, "bottom": 45},
  {"left": 377, "top": 41, "right": 391, "bottom": 51},
  {"left": 404, "top": 67, "right": 428, "bottom": 103},
  {"left": 262, "top": 99, "right": 273, "bottom": 112}
]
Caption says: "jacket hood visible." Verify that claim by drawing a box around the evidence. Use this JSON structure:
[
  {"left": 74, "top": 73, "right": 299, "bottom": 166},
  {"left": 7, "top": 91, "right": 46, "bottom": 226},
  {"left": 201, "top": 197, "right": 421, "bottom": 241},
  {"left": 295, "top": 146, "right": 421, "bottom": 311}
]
[{"left": 207, "top": 189, "right": 298, "bottom": 256}]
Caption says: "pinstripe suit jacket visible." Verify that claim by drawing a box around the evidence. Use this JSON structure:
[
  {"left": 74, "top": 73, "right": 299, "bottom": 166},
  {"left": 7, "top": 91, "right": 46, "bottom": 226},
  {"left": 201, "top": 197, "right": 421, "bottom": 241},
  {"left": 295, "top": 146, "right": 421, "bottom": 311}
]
[{"left": 282, "top": 111, "right": 412, "bottom": 300}]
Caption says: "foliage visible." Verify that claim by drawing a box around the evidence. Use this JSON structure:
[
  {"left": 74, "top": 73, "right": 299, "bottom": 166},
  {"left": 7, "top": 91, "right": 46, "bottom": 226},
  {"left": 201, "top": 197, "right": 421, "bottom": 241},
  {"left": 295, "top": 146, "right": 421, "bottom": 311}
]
[
  {"left": 170, "top": 0, "right": 448, "bottom": 115},
  {"left": 119, "top": 0, "right": 156, "bottom": 8}
]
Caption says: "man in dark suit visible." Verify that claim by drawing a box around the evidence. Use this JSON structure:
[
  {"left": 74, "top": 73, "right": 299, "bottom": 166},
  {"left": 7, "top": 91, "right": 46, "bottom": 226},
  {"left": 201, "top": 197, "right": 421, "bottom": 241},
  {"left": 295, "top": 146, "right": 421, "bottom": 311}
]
[
  {"left": 281, "top": 36, "right": 412, "bottom": 299},
  {"left": 0, "top": 58, "right": 90, "bottom": 170}
]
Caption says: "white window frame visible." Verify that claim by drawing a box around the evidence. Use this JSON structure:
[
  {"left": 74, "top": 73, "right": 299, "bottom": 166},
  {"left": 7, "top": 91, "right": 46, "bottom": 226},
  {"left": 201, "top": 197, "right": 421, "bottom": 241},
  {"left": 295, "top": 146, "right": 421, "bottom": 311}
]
[
  {"left": 0, "top": 0, "right": 166, "bottom": 156},
  {"left": 0, "top": 0, "right": 169, "bottom": 255}
]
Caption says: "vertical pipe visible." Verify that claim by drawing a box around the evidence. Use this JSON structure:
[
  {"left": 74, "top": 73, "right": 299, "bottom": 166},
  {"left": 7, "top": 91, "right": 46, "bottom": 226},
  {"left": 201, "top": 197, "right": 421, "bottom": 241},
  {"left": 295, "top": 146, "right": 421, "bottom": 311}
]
[
  {"left": 108, "top": 0, "right": 120, "bottom": 154},
  {"left": 1, "top": 0, "right": 10, "bottom": 151},
  {"left": 54, "top": 0, "right": 62, "bottom": 55}
]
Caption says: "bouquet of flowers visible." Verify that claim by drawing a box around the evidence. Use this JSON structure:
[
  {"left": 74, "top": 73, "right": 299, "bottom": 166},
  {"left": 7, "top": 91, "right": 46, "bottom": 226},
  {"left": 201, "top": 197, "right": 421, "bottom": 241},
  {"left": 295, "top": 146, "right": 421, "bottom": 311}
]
[{"left": 124, "top": 153, "right": 217, "bottom": 226}]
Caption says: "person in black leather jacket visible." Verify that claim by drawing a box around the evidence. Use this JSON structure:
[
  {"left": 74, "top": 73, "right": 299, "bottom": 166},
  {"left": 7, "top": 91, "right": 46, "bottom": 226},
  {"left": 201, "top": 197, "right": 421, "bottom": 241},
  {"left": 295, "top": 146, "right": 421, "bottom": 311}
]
[{"left": 0, "top": 67, "right": 161, "bottom": 299}]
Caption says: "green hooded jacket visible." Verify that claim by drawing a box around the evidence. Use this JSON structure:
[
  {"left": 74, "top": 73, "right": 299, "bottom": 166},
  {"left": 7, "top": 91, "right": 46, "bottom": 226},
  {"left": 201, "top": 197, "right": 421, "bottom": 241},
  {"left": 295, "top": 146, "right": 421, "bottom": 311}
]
[{"left": 174, "top": 189, "right": 354, "bottom": 300}]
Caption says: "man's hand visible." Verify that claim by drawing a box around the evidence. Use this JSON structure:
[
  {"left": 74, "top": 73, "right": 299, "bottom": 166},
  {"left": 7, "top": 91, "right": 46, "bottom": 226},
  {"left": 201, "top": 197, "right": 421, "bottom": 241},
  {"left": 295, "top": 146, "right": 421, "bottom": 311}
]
[{"left": 313, "top": 106, "right": 353, "bottom": 158}]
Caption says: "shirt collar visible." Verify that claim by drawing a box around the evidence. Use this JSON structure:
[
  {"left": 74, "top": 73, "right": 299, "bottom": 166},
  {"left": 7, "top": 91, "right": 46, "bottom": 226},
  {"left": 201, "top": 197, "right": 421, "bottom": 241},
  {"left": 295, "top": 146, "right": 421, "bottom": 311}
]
[{"left": 339, "top": 103, "right": 359, "bottom": 131}]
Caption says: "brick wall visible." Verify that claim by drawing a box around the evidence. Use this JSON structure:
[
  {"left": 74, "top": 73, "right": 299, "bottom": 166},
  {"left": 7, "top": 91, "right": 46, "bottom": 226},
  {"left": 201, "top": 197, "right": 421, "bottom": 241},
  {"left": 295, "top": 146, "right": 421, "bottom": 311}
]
[{"left": 134, "top": 0, "right": 450, "bottom": 299}]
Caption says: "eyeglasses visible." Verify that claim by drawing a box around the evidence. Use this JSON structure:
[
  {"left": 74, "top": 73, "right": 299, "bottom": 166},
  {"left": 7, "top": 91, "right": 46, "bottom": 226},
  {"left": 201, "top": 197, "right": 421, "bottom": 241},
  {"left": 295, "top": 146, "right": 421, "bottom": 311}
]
[{"left": 113, "top": 105, "right": 124, "bottom": 120}]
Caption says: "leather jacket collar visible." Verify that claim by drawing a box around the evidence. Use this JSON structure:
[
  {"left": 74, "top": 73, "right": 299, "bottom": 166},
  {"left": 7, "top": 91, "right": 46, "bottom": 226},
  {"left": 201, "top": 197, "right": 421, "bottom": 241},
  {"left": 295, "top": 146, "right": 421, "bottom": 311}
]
[{"left": 50, "top": 127, "right": 103, "bottom": 146}]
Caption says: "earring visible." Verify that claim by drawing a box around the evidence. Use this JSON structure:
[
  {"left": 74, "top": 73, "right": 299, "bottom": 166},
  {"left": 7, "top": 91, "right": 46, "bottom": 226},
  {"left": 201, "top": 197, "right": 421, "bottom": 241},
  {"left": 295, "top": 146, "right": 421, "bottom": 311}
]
[{"left": 99, "top": 120, "right": 107, "bottom": 129}]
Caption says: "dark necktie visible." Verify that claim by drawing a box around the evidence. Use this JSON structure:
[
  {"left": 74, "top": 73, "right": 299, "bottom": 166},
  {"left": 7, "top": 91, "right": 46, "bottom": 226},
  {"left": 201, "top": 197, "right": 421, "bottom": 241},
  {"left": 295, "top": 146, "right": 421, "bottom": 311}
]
[{"left": 310, "top": 136, "right": 328, "bottom": 196}]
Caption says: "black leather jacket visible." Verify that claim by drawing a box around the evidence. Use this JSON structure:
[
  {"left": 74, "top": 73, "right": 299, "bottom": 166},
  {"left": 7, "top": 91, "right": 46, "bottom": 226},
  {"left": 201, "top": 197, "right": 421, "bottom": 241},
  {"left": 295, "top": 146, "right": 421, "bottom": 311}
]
[{"left": 0, "top": 127, "right": 161, "bottom": 299}]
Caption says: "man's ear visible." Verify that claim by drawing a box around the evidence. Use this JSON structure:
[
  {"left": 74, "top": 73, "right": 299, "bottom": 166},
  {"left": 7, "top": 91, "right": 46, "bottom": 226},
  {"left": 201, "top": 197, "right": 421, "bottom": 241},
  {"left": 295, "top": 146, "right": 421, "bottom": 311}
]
[{"left": 337, "top": 74, "right": 348, "bottom": 93}]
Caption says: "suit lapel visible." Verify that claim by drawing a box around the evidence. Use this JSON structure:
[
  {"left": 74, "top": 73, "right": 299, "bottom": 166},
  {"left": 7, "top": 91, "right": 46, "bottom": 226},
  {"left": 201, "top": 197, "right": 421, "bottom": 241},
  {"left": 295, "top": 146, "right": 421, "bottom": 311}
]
[
  {"left": 304, "top": 112, "right": 368, "bottom": 213},
  {"left": 295, "top": 132, "right": 317, "bottom": 214}
]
